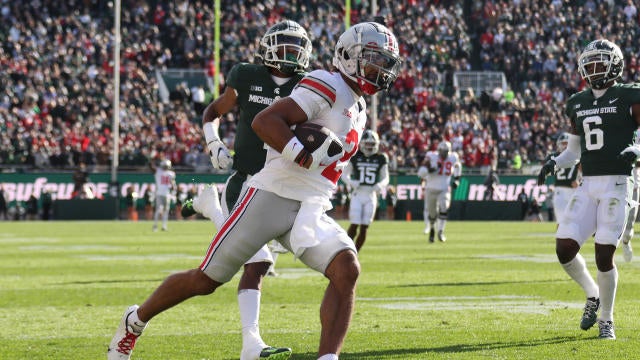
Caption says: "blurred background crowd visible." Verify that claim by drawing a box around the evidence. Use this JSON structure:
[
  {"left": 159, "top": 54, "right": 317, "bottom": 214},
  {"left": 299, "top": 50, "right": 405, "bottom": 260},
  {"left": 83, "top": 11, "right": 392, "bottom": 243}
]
[{"left": 1, "top": 0, "right": 639, "bottom": 176}]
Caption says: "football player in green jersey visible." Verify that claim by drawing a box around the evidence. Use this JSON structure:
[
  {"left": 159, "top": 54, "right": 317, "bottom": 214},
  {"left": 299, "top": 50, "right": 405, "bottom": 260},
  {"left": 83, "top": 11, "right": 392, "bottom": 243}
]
[
  {"left": 342, "top": 130, "right": 389, "bottom": 251},
  {"left": 621, "top": 129, "right": 640, "bottom": 262},
  {"left": 182, "top": 20, "right": 312, "bottom": 360},
  {"left": 537, "top": 39, "right": 640, "bottom": 340}
]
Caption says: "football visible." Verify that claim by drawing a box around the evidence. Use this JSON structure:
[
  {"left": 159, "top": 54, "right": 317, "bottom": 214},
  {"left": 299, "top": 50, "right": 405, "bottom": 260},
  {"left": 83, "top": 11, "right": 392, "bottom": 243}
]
[{"left": 293, "top": 123, "right": 343, "bottom": 156}]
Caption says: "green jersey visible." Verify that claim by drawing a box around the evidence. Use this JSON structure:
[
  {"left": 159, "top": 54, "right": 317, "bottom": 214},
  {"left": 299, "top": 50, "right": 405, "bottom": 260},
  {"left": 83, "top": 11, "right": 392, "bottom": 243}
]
[
  {"left": 348, "top": 151, "right": 389, "bottom": 185},
  {"left": 565, "top": 83, "right": 640, "bottom": 176},
  {"left": 226, "top": 63, "right": 305, "bottom": 175}
]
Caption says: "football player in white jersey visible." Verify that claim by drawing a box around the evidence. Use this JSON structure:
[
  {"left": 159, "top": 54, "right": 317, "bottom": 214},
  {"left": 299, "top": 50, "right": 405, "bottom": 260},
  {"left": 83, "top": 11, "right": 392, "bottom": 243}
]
[
  {"left": 108, "top": 22, "right": 401, "bottom": 360},
  {"left": 180, "top": 20, "right": 313, "bottom": 359},
  {"left": 151, "top": 159, "right": 176, "bottom": 232},
  {"left": 417, "top": 140, "right": 461, "bottom": 243},
  {"left": 342, "top": 130, "right": 389, "bottom": 251}
]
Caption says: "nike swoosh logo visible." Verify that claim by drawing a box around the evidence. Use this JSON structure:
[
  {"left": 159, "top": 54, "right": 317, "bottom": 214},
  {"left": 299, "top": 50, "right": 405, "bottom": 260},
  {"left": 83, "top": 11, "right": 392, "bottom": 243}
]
[
  {"left": 615, "top": 181, "right": 626, "bottom": 186},
  {"left": 609, "top": 98, "right": 619, "bottom": 104}
]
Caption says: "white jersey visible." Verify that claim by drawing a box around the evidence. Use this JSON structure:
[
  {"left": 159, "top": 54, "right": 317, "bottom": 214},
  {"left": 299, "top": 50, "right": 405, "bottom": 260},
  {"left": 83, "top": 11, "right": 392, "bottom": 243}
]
[
  {"left": 154, "top": 169, "right": 176, "bottom": 196},
  {"left": 249, "top": 70, "right": 366, "bottom": 208},
  {"left": 418, "top": 152, "right": 461, "bottom": 191}
]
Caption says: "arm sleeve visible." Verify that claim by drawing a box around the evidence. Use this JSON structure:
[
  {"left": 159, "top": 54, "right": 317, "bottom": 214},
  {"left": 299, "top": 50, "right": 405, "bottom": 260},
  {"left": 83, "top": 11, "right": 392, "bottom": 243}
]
[{"left": 552, "top": 134, "right": 581, "bottom": 168}]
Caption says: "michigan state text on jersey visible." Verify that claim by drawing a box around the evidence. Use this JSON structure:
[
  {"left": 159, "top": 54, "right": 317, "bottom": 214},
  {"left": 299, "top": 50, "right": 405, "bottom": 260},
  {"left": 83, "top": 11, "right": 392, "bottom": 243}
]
[
  {"left": 565, "top": 83, "right": 640, "bottom": 176},
  {"left": 227, "top": 63, "right": 305, "bottom": 176}
]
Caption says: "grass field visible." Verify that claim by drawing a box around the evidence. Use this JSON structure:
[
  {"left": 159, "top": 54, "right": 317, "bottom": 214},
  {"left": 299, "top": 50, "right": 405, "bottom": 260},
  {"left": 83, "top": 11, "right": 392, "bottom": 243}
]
[{"left": 2, "top": 220, "right": 640, "bottom": 359}]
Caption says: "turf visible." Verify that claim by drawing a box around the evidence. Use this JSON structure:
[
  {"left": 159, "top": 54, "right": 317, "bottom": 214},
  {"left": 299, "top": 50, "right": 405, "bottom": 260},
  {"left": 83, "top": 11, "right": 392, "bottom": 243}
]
[{"left": 1, "top": 220, "right": 639, "bottom": 359}]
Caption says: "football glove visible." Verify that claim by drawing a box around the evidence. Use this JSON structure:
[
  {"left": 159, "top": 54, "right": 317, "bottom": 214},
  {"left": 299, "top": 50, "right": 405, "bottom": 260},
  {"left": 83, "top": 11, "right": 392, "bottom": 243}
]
[
  {"left": 307, "top": 131, "right": 344, "bottom": 170},
  {"left": 208, "top": 139, "right": 233, "bottom": 170},
  {"left": 452, "top": 177, "right": 460, "bottom": 191},
  {"left": 537, "top": 159, "right": 556, "bottom": 186},
  {"left": 618, "top": 145, "right": 640, "bottom": 165}
]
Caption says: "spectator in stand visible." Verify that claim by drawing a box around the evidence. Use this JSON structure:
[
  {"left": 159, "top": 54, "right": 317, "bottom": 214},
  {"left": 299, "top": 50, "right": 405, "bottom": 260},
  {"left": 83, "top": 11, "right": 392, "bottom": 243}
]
[{"left": 3, "top": 1, "right": 640, "bottom": 176}]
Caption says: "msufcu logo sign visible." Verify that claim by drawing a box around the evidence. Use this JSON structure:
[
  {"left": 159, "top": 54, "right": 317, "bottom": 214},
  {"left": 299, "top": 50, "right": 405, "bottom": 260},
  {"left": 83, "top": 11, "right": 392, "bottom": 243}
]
[{"left": 392, "top": 177, "right": 550, "bottom": 204}]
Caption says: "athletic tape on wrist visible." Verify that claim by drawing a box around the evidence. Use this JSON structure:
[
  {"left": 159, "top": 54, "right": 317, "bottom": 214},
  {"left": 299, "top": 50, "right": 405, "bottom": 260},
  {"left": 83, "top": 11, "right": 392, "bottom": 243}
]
[{"left": 203, "top": 121, "right": 220, "bottom": 145}]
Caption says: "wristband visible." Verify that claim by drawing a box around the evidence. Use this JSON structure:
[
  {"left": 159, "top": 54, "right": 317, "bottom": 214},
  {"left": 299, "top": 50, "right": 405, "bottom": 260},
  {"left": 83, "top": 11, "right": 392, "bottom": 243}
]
[
  {"left": 203, "top": 120, "right": 220, "bottom": 145},
  {"left": 281, "top": 136, "right": 306, "bottom": 165}
]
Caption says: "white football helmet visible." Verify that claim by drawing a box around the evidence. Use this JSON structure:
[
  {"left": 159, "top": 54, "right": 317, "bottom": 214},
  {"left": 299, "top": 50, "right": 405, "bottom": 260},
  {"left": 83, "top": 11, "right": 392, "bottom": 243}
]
[
  {"left": 257, "top": 20, "right": 312, "bottom": 75},
  {"left": 360, "top": 129, "right": 380, "bottom": 157},
  {"left": 160, "top": 159, "right": 172, "bottom": 170},
  {"left": 556, "top": 133, "right": 569, "bottom": 151},
  {"left": 333, "top": 22, "right": 402, "bottom": 95},
  {"left": 437, "top": 141, "right": 451, "bottom": 158},
  {"left": 578, "top": 39, "right": 624, "bottom": 90}
]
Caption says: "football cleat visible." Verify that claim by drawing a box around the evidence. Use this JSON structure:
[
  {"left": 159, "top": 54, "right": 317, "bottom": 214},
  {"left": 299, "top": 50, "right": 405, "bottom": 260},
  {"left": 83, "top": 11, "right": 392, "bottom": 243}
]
[
  {"left": 622, "top": 241, "right": 633, "bottom": 263},
  {"left": 438, "top": 230, "right": 446, "bottom": 242},
  {"left": 241, "top": 345, "right": 292, "bottom": 360},
  {"left": 193, "top": 184, "right": 221, "bottom": 220},
  {"left": 428, "top": 228, "right": 435, "bottom": 243},
  {"left": 181, "top": 198, "right": 197, "bottom": 218},
  {"left": 108, "top": 305, "right": 146, "bottom": 360},
  {"left": 423, "top": 224, "right": 430, "bottom": 235},
  {"left": 259, "top": 347, "right": 292, "bottom": 359},
  {"left": 580, "top": 297, "right": 600, "bottom": 330},
  {"left": 597, "top": 320, "right": 616, "bottom": 340}
]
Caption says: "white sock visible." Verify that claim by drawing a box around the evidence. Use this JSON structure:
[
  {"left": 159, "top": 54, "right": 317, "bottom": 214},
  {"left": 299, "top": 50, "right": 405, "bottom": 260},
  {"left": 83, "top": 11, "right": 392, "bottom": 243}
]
[
  {"left": 153, "top": 208, "right": 160, "bottom": 226},
  {"left": 561, "top": 254, "right": 599, "bottom": 299},
  {"left": 597, "top": 267, "right": 618, "bottom": 322},
  {"left": 318, "top": 354, "right": 338, "bottom": 360},
  {"left": 162, "top": 210, "right": 169, "bottom": 228},
  {"left": 238, "top": 289, "right": 266, "bottom": 348},
  {"left": 129, "top": 309, "right": 147, "bottom": 335},
  {"left": 437, "top": 218, "right": 446, "bottom": 232}
]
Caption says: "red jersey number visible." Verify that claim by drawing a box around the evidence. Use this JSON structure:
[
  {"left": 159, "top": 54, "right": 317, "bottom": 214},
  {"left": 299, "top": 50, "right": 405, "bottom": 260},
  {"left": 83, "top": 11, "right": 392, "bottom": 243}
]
[{"left": 322, "top": 129, "right": 359, "bottom": 184}]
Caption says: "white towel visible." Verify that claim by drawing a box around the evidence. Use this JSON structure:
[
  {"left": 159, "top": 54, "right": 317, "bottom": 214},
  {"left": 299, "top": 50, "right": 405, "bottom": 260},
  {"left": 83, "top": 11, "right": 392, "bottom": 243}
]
[{"left": 290, "top": 197, "right": 333, "bottom": 257}]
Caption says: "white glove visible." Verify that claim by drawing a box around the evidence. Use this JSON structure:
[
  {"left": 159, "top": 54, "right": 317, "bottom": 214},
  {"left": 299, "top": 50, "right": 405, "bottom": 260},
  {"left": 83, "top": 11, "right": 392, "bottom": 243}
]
[
  {"left": 619, "top": 145, "right": 640, "bottom": 165},
  {"left": 309, "top": 130, "right": 344, "bottom": 170},
  {"left": 208, "top": 139, "right": 233, "bottom": 170},
  {"left": 203, "top": 121, "right": 233, "bottom": 170}
]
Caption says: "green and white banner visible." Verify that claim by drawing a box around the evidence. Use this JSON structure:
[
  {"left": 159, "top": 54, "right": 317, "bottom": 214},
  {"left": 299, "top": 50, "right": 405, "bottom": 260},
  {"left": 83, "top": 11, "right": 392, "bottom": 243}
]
[{"left": 2, "top": 173, "right": 550, "bottom": 204}]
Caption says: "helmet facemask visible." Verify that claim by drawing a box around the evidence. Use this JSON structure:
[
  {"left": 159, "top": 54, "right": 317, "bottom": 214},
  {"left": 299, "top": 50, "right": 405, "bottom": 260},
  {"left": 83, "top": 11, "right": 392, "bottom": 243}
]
[
  {"left": 333, "top": 22, "right": 402, "bottom": 95},
  {"left": 578, "top": 40, "right": 623, "bottom": 90},
  {"left": 360, "top": 130, "right": 380, "bottom": 156},
  {"left": 356, "top": 48, "right": 402, "bottom": 95},
  {"left": 258, "top": 21, "right": 311, "bottom": 75}
]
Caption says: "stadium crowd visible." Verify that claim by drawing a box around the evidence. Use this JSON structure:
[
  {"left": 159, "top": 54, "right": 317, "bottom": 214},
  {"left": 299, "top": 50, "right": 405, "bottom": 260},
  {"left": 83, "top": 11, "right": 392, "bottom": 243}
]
[{"left": 1, "top": 0, "right": 639, "bottom": 175}]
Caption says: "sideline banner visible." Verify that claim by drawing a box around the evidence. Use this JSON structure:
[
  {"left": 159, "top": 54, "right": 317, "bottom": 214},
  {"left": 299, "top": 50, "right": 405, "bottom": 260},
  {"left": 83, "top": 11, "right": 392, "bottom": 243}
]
[{"left": 2, "top": 173, "right": 550, "bottom": 204}]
